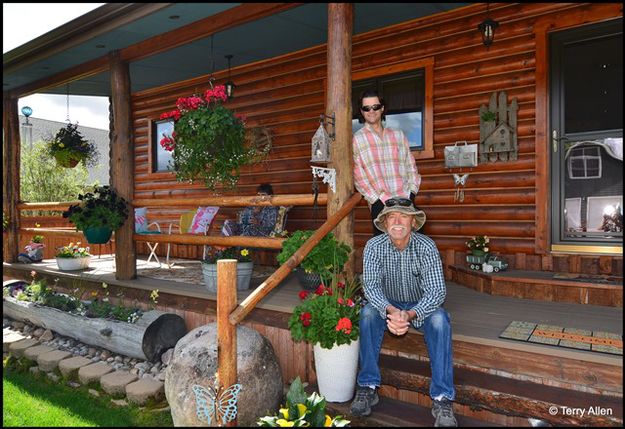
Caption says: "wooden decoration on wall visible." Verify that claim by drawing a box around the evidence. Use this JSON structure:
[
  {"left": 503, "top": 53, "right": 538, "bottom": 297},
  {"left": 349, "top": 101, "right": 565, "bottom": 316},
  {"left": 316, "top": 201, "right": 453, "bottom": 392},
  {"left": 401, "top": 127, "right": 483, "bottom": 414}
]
[{"left": 479, "top": 91, "right": 518, "bottom": 162}]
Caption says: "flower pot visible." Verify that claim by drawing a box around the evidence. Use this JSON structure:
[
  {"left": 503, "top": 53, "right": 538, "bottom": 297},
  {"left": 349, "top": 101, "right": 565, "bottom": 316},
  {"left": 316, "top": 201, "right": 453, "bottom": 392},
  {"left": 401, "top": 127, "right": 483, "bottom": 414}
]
[
  {"left": 202, "top": 261, "right": 254, "bottom": 293},
  {"left": 83, "top": 226, "right": 113, "bottom": 244},
  {"left": 54, "top": 154, "right": 80, "bottom": 168},
  {"left": 294, "top": 268, "right": 323, "bottom": 291},
  {"left": 313, "top": 339, "right": 360, "bottom": 402},
  {"left": 56, "top": 256, "right": 91, "bottom": 271}
]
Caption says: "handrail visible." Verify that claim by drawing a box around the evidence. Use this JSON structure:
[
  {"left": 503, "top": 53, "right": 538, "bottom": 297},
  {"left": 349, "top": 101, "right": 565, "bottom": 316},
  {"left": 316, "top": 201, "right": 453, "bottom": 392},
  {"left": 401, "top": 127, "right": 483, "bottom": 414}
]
[
  {"left": 229, "top": 192, "right": 362, "bottom": 325},
  {"left": 16, "top": 193, "right": 328, "bottom": 211}
]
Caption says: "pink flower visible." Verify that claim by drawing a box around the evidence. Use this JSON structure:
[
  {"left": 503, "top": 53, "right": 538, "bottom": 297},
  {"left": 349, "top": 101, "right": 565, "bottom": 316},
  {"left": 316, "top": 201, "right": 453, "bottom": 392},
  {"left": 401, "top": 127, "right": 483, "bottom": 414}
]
[
  {"left": 300, "top": 312, "right": 312, "bottom": 327},
  {"left": 298, "top": 290, "right": 310, "bottom": 300},
  {"left": 160, "top": 136, "right": 176, "bottom": 152},
  {"left": 314, "top": 285, "right": 326, "bottom": 296},
  {"left": 337, "top": 282, "right": 345, "bottom": 289},
  {"left": 335, "top": 317, "right": 352, "bottom": 335},
  {"left": 346, "top": 298, "right": 354, "bottom": 307},
  {"left": 337, "top": 298, "right": 344, "bottom": 305}
]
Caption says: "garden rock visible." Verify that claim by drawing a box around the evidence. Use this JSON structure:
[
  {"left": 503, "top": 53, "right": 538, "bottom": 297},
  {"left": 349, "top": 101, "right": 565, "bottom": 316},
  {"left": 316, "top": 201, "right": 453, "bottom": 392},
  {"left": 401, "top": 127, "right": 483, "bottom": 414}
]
[
  {"left": 78, "top": 361, "right": 114, "bottom": 385},
  {"left": 24, "top": 344, "right": 55, "bottom": 361},
  {"left": 3, "top": 329, "right": 25, "bottom": 352},
  {"left": 165, "top": 323, "right": 283, "bottom": 427},
  {"left": 101, "top": 371, "right": 139, "bottom": 397},
  {"left": 40, "top": 329, "right": 54, "bottom": 342},
  {"left": 8, "top": 338, "right": 39, "bottom": 357},
  {"left": 126, "top": 378, "right": 164, "bottom": 405},
  {"left": 37, "top": 349, "right": 72, "bottom": 372}
]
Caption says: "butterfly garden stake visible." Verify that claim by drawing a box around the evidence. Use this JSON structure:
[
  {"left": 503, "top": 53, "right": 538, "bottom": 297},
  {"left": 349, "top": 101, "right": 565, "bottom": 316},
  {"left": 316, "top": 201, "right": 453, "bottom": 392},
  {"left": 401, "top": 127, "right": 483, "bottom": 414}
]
[
  {"left": 192, "top": 373, "right": 242, "bottom": 426},
  {"left": 453, "top": 173, "right": 469, "bottom": 203}
]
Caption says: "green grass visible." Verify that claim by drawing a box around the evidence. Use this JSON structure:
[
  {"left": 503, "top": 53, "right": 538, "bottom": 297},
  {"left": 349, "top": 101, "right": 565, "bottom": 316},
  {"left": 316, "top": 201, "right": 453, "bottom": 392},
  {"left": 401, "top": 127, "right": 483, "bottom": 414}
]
[{"left": 3, "top": 365, "right": 173, "bottom": 427}]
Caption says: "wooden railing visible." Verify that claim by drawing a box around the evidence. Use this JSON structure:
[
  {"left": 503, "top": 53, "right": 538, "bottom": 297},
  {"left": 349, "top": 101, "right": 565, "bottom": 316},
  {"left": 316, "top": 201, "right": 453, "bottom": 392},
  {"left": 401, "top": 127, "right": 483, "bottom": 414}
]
[{"left": 217, "top": 192, "right": 362, "bottom": 423}]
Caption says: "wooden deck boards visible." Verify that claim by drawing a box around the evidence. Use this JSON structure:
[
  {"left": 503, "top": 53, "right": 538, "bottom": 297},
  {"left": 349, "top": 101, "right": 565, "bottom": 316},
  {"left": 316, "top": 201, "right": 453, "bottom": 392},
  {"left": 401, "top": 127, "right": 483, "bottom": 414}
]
[{"left": 3, "top": 256, "right": 622, "bottom": 367}]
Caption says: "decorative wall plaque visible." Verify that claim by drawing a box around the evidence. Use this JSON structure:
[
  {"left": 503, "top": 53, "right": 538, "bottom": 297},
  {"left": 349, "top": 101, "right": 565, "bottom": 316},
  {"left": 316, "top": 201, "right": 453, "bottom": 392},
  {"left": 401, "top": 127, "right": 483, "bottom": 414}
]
[{"left": 479, "top": 91, "right": 518, "bottom": 162}]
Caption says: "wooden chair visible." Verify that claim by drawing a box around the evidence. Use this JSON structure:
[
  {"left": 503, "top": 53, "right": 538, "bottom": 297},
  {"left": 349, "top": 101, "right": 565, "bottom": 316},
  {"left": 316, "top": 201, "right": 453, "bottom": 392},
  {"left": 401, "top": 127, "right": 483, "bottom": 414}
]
[{"left": 135, "top": 207, "right": 163, "bottom": 266}]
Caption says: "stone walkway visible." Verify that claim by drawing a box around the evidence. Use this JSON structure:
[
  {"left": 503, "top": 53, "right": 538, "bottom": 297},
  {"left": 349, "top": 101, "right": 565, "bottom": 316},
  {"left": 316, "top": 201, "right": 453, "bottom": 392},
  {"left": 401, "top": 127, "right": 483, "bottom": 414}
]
[{"left": 3, "top": 317, "right": 170, "bottom": 408}]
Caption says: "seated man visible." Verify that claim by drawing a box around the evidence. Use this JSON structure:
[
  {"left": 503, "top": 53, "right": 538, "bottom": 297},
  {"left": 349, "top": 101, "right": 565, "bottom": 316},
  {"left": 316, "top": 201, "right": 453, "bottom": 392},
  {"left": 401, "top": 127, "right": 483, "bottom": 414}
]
[
  {"left": 222, "top": 183, "right": 278, "bottom": 237},
  {"left": 350, "top": 197, "right": 457, "bottom": 427}
]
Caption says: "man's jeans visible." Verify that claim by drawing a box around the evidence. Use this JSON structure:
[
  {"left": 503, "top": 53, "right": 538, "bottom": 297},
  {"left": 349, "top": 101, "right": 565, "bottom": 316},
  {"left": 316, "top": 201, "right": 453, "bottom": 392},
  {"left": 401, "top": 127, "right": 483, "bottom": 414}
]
[{"left": 356, "top": 301, "right": 455, "bottom": 401}]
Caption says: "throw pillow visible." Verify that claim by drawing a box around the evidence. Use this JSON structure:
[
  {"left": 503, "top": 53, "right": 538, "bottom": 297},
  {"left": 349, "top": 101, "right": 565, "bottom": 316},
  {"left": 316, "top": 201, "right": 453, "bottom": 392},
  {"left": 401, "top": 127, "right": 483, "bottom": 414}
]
[
  {"left": 135, "top": 207, "right": 148, "bottom": 233},
  {"left": 270, "top": 206, "right": 291, "bottom": 237},
  {"left": 189, "top": 206, "right": 219, "bottom": 234}
]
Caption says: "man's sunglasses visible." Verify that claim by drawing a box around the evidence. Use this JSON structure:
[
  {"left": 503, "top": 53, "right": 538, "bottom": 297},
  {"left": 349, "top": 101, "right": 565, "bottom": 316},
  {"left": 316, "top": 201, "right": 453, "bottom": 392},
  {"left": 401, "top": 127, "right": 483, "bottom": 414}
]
[
  {"left": 361, "top": 104, "right": 383, "bottom": 112},
  {"left": 385, "top": 198, "right": 413, "bottom": 208}
]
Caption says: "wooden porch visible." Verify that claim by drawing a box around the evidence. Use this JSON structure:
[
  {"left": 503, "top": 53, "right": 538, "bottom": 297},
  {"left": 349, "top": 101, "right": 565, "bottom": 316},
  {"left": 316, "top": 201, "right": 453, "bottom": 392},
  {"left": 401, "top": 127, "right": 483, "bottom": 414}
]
[{"left": 4, "top": 255, "right": 622, "bottom": 426}]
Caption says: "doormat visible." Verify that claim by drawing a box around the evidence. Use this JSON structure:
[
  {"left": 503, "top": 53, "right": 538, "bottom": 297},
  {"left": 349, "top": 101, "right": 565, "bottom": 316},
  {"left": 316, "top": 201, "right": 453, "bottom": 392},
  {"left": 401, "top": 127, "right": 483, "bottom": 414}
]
[{"left": 499, "top": 321, "right": 622, "bottom": 355}]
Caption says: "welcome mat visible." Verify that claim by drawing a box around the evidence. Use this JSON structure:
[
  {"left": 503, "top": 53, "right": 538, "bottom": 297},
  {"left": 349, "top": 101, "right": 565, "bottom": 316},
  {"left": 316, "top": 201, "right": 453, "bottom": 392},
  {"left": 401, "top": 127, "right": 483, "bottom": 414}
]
[{"left": 499, "top": 321, "right": 622, "bottom": 355}]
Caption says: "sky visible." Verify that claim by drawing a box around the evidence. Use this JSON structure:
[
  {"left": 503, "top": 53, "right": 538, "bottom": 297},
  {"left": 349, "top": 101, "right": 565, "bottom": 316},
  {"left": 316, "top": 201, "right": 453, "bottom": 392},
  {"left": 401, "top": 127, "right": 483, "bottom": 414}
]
[{"left": 3, "top": 3, "right": 109, "bottom": 130}]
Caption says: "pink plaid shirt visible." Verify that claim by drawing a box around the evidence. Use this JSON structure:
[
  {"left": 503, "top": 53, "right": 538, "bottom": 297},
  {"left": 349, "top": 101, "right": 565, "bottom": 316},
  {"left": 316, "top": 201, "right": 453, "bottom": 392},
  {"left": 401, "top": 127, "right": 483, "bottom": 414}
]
[{"left": 353, "top": 124, "right": 421, "bottom": 204}]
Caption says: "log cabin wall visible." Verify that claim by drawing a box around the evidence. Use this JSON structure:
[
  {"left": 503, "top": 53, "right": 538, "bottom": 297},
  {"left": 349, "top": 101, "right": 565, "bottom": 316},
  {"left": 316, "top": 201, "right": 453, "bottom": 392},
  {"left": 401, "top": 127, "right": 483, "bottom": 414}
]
[{"left": 130, "top": 3, "right": 623, "bottom": 277}]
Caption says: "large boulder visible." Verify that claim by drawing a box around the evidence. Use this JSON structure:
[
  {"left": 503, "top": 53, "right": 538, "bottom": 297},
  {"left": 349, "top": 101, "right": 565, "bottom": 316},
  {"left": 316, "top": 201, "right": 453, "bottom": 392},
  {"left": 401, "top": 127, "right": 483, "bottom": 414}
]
[{"left": 165, "top": 323, "right": 283, "bottom": 426}]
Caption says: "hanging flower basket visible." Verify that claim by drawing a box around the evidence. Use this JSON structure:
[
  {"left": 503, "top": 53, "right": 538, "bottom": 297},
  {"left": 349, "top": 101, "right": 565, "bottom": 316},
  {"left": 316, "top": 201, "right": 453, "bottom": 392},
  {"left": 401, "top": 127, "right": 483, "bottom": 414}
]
[
  {"left": 159, "top": 85, "right": 271, "bottom": 190},
  {"left": 45, "top": 122, "right": 99, "bottom": 168}
]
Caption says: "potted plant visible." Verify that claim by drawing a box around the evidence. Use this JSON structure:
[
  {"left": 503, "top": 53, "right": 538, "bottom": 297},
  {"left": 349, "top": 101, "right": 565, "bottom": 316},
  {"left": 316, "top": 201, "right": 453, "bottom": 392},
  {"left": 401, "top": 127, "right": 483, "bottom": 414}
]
[
  {"left": 62, "top": 185, "right": 129, "bottom": 244},
  {"left": 288, "top": 272, "right": 362, "bottom": 402},
  {"left": 466, "top": 235, "right": 490, "bottom": 256},
  {"left": 159, "top": 84, "right": 271, "bottom": 190},
  {"left": 55, "top": 241, "right": 91, "bottom": 271},
  {"left": 257, "top": 377, "right": 350, "bottom": 427},
  {"left": 45, "top": 122, "right": 99, "bottom": 168},
  {"left": 201, "top": 246, "right": 254, "bottom": 293},
  {"left": 276, "top": 230, "right": 351, "bottom": 290}
]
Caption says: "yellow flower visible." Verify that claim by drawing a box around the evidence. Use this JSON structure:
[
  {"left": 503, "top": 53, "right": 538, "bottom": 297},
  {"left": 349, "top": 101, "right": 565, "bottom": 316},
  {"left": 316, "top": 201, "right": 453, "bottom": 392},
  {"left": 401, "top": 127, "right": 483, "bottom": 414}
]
[
  {"left": 276, "top": 419, "right": 295, "bottom": 427},
  {"left": 324, "top": 415, "right": 332, "bottom": 427},
  {"left": 296, "top": 403, "right": 307, "bottom": 417},
  {"left": 279, "top": 408, "right": 289, "bottom": 419},
  {"left": 59, "top": 143, "right": 64, "bottom": 148},
  {"left": 241, "top": 248, "right": 249, "bottom": 257}
]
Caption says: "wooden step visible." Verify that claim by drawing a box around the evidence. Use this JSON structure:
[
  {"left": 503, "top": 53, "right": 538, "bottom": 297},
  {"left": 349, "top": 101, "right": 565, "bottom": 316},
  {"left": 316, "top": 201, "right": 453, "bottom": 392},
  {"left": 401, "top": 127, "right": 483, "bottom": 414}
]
[
  {"left": 310, "top": 385, "right": 502, "bottom": 427},
  {"left": 449, "top": 265, "right": 623, "bottom": 307},
  {"left": 379, "top": 354, "right": 623, "bottom": 427}
]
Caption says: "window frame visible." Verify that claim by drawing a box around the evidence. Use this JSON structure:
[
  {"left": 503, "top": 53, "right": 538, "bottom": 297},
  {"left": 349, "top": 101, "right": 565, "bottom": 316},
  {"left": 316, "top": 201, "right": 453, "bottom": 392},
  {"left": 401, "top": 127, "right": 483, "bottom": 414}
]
[{"left": 148, "top": 117, "right": 175, "bottom": 174}]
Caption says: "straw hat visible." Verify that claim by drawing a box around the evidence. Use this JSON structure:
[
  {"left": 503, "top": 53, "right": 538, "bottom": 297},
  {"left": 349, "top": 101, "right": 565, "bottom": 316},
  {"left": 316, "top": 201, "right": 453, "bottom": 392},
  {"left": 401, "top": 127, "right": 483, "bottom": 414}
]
[{"left": 374, "top": 202, "right": 426, "bottom": 233}]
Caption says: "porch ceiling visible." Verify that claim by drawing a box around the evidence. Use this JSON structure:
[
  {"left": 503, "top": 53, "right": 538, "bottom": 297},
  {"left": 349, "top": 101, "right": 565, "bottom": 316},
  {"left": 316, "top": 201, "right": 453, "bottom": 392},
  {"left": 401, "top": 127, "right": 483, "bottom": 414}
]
[{"left": 2, "top": 3, "right": 470, "bottom": 97}]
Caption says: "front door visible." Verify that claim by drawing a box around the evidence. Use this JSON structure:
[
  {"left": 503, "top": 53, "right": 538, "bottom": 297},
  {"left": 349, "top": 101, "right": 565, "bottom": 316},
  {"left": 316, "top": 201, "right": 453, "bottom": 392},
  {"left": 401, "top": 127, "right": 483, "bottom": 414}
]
[{"left": 549, "top": 19, "right": 623, "bottom": 250}]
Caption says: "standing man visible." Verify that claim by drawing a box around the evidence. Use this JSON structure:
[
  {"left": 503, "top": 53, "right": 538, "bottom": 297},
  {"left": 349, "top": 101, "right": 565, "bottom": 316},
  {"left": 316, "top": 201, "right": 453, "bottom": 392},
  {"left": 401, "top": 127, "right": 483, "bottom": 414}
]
[
  {"left": 353, "top": 88, "right": 422, "bottom": 236},
  {"left": 350, "top": 197, "right": 457, "bottom": 427}
]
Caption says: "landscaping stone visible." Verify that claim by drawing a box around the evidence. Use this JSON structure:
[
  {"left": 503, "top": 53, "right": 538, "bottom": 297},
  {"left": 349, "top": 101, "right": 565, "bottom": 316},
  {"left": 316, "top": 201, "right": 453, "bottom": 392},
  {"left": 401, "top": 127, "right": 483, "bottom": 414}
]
[
  {"left": 111, "top": 399, "right": 129, "bottom": 407},
  {"left": 59, "top": 356, "right": 93, "bottom": 379},
  {"left": 39, "top": 329, "right": 54, "bottom": 342},
  {"left": 126, "top": 378, "right": 164, "bottom": 405},
  {"left": 37, "top": 349, "right": 72, "bottom": 372},
  {"left": 3, "top": 328, "right": 25, "bottom": 352},
  {"left": 8, "top": 338, "right": 39, "bottom": 357},
  {"left": 88, "top": 389, "right": 100, "bottom": 397},
  {"left": 47, "top": 372, "right": 60, "bottom": 383},
  {"left": 29, "top": 366, "right": 41, "bottom": 375},
  {"left": 23, "top": 344, "right": 55, "bottom": 361},
  {"left": 165, "top": 323, "right": 283, "bottom": 427},
  {"left": 78, "top": 361, "right": 114, "bottom": 385},
  {"left": 101, "top": 371, "right": 139, "bottom": 397}
]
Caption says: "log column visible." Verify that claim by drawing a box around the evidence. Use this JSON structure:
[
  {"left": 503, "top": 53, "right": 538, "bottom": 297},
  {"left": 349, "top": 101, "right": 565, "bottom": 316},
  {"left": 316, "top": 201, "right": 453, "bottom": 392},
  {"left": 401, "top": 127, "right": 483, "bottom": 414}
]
[
  {"left": 326, "top": 3, "right": 355, "bottom": 274},
  {"left": 3, "top": 93, "right": 20, "bottom": 262},
  {"left": 109, "top": 51, "right": 136, "bottom": 279}
]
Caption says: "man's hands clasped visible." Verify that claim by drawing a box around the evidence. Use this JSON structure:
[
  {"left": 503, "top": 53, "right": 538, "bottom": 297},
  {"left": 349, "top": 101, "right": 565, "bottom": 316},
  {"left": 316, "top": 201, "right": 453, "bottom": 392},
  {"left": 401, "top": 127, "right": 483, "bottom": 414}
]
[{"left": 386, "top": 306, "right": 412, "bottom": 336}]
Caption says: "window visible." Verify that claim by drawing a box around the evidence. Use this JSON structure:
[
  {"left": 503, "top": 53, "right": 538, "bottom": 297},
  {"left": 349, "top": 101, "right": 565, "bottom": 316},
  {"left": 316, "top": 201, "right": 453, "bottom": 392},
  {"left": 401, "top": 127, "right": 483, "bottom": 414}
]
[
  {"left": 151, "top": 119, "right": 174, "bottom": 173},
  {"left": 567, "top": 145, "right": 602, "bottom": 179},
  {"left": 351, "top": 57, "right": 434, "bottom": 159}
]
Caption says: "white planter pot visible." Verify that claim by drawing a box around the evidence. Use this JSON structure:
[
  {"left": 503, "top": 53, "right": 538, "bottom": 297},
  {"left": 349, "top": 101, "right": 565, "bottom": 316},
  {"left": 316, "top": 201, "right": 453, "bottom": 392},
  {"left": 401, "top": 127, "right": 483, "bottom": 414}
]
[
  {"left": 313, "top": 339, "right": 360, "bottom": 402},
  {"left": 201, "top": 261, "right": 254, "bottom": 293},
  {"left": 56, "top": 256, "right": 91, "bottom": 271}
]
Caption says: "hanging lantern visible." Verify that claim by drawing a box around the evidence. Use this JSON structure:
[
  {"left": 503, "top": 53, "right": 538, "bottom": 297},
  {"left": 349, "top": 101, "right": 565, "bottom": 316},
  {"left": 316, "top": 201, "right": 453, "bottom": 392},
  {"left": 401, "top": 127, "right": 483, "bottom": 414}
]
[
  {"left": 311, "top": 113, "right": 335, "bottom": 163},
  {"left": 477, "top": 3, "right": 499, "bottom": 48},
  {"left": 224, "top": 54, "right": 236, "bottom": 99}
]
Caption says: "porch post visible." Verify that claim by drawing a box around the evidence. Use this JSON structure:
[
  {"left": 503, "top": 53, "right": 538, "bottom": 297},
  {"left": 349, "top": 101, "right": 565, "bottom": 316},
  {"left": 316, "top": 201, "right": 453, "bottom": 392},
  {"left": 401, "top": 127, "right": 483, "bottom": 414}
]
[
  {"left": 109, "top": 51, "right": 136, "bottom": 280},
  {"left": 2, "top": 93, "right": 21, "bottom": 262},
  {"left": 326, "top": 3, "right": 355, "bottom": 275}
]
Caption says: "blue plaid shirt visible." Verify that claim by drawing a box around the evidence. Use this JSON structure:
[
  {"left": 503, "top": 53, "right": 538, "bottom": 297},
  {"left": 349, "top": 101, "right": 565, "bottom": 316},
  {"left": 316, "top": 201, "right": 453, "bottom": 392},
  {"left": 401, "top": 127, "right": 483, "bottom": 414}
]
[{"left": 362, "top": 232, "right": 447, "bottom": 328}]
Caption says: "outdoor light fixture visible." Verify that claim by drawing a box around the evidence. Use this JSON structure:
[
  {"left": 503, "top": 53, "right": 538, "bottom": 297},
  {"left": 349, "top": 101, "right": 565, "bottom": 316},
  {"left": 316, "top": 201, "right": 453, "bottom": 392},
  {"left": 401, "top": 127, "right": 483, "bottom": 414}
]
[
  {"left": 310, "top": 113, "right": 335, "bottom": 163},
  {"left": 21, "top": 106, "right": 32, "bottom": 124},
  {"left": 477, "top": 3, "right": 499, "bottom": 48},
  {"left": 224, "top": 54, "right": 236, "bottom": 99}
]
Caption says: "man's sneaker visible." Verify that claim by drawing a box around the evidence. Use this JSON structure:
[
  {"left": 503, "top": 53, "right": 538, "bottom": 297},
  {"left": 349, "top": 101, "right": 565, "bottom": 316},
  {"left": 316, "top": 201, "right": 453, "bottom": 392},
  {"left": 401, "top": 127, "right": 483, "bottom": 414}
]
[
  {"left": 350, "top": 386, "right": 379, "bottom": 417},
  {"left": 432, "top": 398, "right": 458, "bottom": 427}
]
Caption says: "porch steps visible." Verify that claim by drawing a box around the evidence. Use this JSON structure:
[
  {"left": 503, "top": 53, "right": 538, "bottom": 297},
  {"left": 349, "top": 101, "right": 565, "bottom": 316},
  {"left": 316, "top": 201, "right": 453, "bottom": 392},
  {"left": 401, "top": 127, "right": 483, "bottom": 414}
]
[
  {"left": 449, "top": 265, "right": 623, "bottom": 307},
  {"left": 322, "top": 391, "right": 502, "bottom": 427},
  {"left": 378, "top": 354, "right": 623, "bottom": 427}
]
